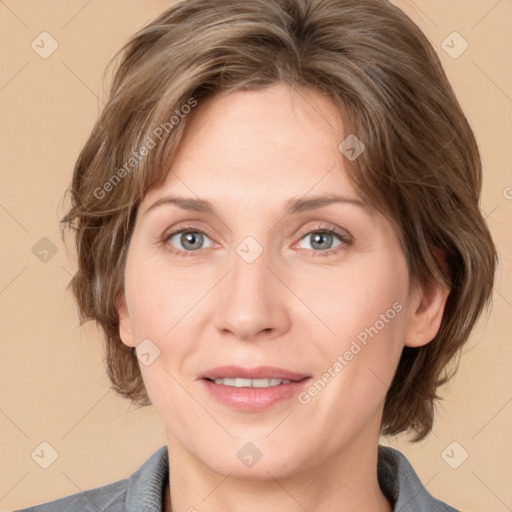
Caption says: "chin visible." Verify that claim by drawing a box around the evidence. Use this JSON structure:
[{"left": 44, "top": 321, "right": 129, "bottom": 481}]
[
  {"left": 190, "top": 437, "right": 304, "bottom": 480},
  {"left": 211, "top": 455, "right": 302, "bottom": 480}
]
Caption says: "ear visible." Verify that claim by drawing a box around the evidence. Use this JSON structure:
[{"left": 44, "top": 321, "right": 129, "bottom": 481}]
[
  {"left": 404, "top": 249, "right": 450, "bottom": 348},
  {"left": 116, "top": 293, "right": 136, "bottom": 348},
  {"left": 404, "top": 279, "right": 450, "bottom": 348}
]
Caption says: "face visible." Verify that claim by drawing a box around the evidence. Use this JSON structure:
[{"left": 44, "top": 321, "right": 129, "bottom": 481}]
[{"left": 118, "top": 84, "right": 431, "bottom": 479}]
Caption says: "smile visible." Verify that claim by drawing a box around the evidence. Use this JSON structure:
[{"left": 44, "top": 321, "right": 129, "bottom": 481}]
[
  {"left": 209, "top": 377, "right": 292, "bottom": 387},
  {"left": 198, "top": 365, "right": 311, "bottom": 411}
]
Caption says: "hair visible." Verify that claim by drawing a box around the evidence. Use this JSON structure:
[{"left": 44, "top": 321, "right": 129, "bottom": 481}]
[{"left": 62, "top": 0, "right": 497, "bottom": 441}]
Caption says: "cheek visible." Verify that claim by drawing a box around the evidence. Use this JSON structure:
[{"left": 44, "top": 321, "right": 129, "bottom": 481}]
[
  {"left": 293, "top": 250, "right": 410, "bottom": 351},
  {"left": 122, "top": 251, "right": 213, "bottom": 407},
  {"left": 123, "top": 251, "right": 209, "bottom": 340},
  {"left": 294, "top": 250, "right": 410, "bottom": 406}
]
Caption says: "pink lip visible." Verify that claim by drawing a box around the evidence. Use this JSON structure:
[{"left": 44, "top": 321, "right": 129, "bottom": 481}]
[{"left": 198, "top": 365, "right": 311, "bottom": 412}]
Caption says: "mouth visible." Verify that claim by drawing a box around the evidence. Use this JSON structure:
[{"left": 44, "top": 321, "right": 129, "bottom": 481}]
[
  {"left": 199, "top": 365, "right": 311, "bottom": 411},
  {"left": 204, "top": 377, "right": 295, "bottom": 388}
]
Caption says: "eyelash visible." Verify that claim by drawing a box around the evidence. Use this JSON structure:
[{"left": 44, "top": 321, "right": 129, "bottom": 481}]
[{"left": 162, "top": 224, "right": 352, "bottom": 258}]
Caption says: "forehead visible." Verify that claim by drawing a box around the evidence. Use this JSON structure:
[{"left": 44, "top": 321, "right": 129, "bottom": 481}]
[{"left": 142, "top": 84, "right": 362, "bottom": 211}]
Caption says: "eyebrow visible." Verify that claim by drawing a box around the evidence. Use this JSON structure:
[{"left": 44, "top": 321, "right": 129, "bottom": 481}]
[{"left": 144, "top": 193, "right": 370, "bottom": 216}]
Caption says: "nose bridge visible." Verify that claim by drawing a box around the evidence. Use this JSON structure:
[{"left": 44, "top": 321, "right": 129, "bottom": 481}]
[{"left": 215, "top": 235, "right": 289, "bottom": 340}]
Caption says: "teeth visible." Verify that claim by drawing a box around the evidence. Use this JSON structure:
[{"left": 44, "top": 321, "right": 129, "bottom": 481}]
[{"left": 213, "top": 377, "right": 293, "bottom": 388}]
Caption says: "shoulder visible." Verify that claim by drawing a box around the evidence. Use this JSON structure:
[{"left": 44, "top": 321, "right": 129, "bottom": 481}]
[
  {"left": 378, "top": 445, "right": 461, "bottom": 512},
  {"left": 14, "top": 479, "right": 127, "bottom": 512},
  {"left": 14, "top": 445, "right": 169, "bottom": 512}
]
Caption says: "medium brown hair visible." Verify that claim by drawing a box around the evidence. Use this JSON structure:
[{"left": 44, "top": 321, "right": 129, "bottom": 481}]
[{"left": 63, "top": 0, "right": 497, "bottom": 441}]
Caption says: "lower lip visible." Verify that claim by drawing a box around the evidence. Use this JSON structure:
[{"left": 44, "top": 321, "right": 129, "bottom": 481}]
[{"left": 201, "top": 378, "right": 311, "bottom": 411}]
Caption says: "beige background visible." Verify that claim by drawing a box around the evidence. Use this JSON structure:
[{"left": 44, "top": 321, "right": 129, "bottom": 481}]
[{"left": 0, "top": 1, "right": 511, "bottom": 510}]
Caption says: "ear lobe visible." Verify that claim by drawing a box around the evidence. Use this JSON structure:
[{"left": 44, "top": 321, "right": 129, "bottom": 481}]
[
  {"left": 116, "top": 293, "right": 135, "bottom": 348},
  {"left": 404, "top": 278, "right": 450, "bottom": 348}
]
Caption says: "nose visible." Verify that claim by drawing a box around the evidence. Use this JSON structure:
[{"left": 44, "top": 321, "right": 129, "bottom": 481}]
[{"left": 214, "top": 244, "right": 291, "bottom": 342}]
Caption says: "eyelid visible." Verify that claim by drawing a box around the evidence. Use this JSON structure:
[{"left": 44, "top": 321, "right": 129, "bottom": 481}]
[
  {"left": 293, "top": 224, "right": 353, "bottom": 245},
  {"left": 162, "top": 222, "right": 214, "bottom": 241},
  {"left": 163, "top": 224, "right": 215, "bottom": 245}
]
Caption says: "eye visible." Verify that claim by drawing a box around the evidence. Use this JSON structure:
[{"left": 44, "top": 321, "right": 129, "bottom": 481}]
[
  {"left": 295, "top": 226, "right": 351, "bottom": 255},
  {"left": 165, "top": 228, "right": 214, "bottom": 253}
]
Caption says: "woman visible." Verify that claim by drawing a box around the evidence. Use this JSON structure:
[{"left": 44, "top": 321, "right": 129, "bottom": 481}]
[{"left": 17, "top": 0, "right": 497, "bottom": 510}]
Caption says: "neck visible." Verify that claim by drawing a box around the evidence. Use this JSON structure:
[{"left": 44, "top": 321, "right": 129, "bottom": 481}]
[{"left": 164, "top": 429, "right": 392, "bottom": 512}]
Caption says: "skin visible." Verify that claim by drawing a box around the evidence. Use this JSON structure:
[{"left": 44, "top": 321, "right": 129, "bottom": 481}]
[{"left": 117, "top": 83, "right": 449, "bottom": 512}]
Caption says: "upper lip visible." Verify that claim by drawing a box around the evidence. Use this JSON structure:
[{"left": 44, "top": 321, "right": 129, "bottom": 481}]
[{"left": 199, "top": 365, "right": 310, "bottom": 381}]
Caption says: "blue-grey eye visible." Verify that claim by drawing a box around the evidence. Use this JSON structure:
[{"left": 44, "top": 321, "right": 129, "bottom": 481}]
[
  {"left": 298, "top": 231, "right": 342, "bottom": 251},
  {"left": 168, "top": 231, "right": 213, "bottom": 251}
]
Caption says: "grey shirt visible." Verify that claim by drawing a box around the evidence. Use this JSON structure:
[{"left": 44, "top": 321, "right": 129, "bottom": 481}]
[{"left": 15, "top": 445, "right": 459, "bottom": 511}]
